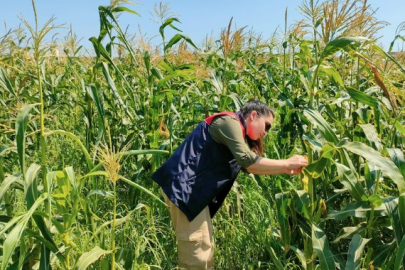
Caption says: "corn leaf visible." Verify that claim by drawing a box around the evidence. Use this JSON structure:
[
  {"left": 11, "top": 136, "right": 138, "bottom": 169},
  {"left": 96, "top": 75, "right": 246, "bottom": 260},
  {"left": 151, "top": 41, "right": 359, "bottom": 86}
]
[
  {"left": 16, "top": 104, "right": 39, "bottom": 175},
  {"left": 111, "top": 6, "right": 140, "bottom": 16},
  {"left": 24, "top": 228, "right": 66, "bottom": 267},
  {"left": 64, "top": 166, "right": 77, "bottom": 191},
  {"left": 44, "top": 130, "right": 94, "bottom": 169},
  {"left": 75, "top": 246, "right": 112, "bottom": 270},
  {"left": 359, "top": 124, "right": 382, "bottom": 150},
  {"left": 159, "top": 17, "right": 181, "bottom": 40},
  {"left": 320, "top": 36, "right": 368, "bottom": 60},
  {"left": 293, "top": 190, "right": 311, "bottom": 220},
  {"left": 304, "top": 108, "right": 339, "bottom": 144},
  {"left": 385, "top": 148, "right": 405, "bottom": 180},
  {"left": 275, "top": 192, "right": 291, "bottom": 252},
  {"left": 86, "top": 84, "right": 106, "bottom": 139},
  {"left": 338, "top": 141, "right": 405, "bottom": 192},
  {"left": 346, "top": 87, "right": 379, "bottom": 109},
  {"left": 1, "top": 193, "right": 48, "bottom": 270},
  {"left": 328, "top": 201, "right": 388, "bottom": 220},
  {"left": 290, "top": 246, "right": 307, "bottom": 270},
  {"left": 25, "top": 163, "right": 41, "bottom": 209},
  {"left": 164, "top": 33, "right": 198, "bottom": 53},
  {"left": 0, "top": 175, "right": 21, "bottom": 202},
  {"left": 335, "top": 163, "right": 367, "bottom": 202},
  {"left": 399, "top": 193, "right": 405, "bottom": 242},
  {"left": 372, "top": 43, "right": 405, "bottom": 75},
  {"left": 321, "top": 65, "right": 344, "bottom": 87},
  {"left": 302, "top": 132, "right": 323, "bottom": 152},
  {"left": 333, "top": 223, "right": 366, "bottom": 243},
  {"left": 120, "top": 176, "right": 164, "bottom": 205},
  {"left": 268, "top": 246, "right": 284, "bottom": 270},
  {"left": 101, "top": 62, "right": 134, "bottom": 120},
  {"left": 123, "top": 149, "right": 169, "bottom": 156},
  {"left": 24, "top": 163, "right": 64, "bottom": 267},
  {"left": 384, "top": 196, "right": 404, "bottom": 245},
  {"left": 394, "top": 236, "right": 405, "bottom": 270},
  {"left": 0, "top": 215, "right": 24, "bottom": 235},
  {"left": 312, "top": 224, "right": 335, "bottom": 270},
  {"left": 0, "top": 146, "right": 17, "bottom": 157},
  {"left": 345, "top": 234, "right": 370, "bottom": 270},
  {"left": 394, "top": 121, "right": 405, "bottom": 137},
  {"left": 0, "top": 67, "right": 16, "bottom": 98},
  {"left": 373, "top": 242, "right": 396, "bottom": 266},
  {"left": 304, "top": 157, "right": 329, "bottom": 179},
  {"left": 86, "top": 190, "right": 114, "bottom": 199}
]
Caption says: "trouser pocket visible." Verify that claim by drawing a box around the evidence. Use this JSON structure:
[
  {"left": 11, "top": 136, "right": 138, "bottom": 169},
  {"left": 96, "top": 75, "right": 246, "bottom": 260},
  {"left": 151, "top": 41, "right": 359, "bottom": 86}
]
[
  {"left": 177, "top": 230, "right": 213, "bottom": 269},
  {"left": 177, "top": 229, "right": 203, "bottom": 255}
]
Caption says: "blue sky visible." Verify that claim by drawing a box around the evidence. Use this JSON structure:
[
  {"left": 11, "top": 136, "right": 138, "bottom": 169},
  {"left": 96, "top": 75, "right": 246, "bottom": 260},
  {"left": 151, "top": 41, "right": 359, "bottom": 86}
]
[{"left": 1, "top": 0, "right": 404, "bottom": 52}]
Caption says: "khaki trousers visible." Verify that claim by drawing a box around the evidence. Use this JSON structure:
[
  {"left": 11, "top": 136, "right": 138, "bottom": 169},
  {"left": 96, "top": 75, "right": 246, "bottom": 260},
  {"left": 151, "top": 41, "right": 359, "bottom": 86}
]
[{"left": 163, "top": 193, "right": 214, "bottom": 270}]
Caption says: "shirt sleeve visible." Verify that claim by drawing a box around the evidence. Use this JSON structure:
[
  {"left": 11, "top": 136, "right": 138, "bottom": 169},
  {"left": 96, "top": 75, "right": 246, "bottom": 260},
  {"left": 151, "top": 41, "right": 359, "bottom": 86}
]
[{"left": 208, "top": 115, "right": 260, "bottom": 168}]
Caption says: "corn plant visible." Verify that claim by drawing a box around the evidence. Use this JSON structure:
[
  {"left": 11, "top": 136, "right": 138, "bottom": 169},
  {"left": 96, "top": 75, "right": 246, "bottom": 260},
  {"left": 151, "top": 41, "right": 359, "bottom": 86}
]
[{"left": 1, "top": 0, "right": 405, "bottom": 269}]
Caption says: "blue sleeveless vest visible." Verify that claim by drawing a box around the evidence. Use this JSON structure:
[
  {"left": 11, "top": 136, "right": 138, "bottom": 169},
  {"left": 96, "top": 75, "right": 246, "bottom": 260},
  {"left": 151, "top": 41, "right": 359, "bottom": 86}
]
[{"left": 151, "top": 112, "right": 246, "bottom": 221}]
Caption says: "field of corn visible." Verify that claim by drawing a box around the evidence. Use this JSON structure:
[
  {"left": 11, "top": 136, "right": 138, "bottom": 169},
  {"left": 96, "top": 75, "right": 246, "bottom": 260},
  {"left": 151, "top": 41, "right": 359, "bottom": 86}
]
[{"left": 1, "top": 0, "right": 405, "bottom": 269}]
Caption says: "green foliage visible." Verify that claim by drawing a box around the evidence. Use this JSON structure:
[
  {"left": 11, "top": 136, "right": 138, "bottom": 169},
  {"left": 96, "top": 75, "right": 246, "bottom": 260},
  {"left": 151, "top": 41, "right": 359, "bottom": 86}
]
[
  {"left": 1, "top": 0, "right": 405, "bottom": 269},
  {"left": 74, "top": 246, "right": 112, "bottom": 270}
]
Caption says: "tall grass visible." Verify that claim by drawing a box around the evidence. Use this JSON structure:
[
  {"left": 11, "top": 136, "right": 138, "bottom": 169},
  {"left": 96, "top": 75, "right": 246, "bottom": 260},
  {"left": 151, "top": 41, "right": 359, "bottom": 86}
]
[{"left": 1, "top": 0, "right": 405, "bottom": 269}]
